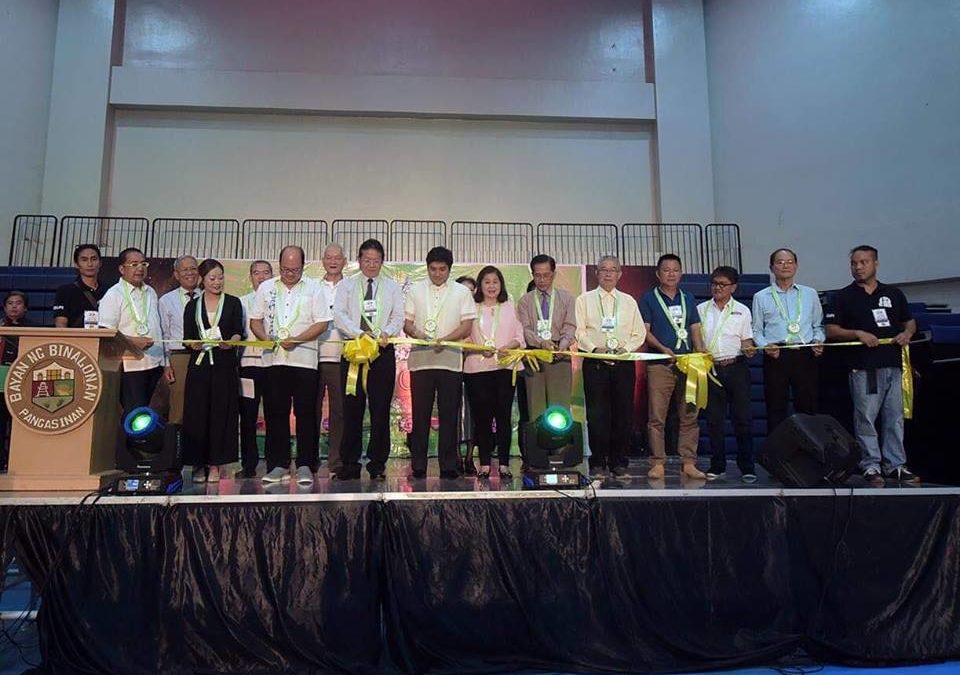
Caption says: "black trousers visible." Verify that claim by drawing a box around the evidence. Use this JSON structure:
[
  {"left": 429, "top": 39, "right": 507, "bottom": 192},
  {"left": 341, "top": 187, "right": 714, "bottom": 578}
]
[
  {"left": 264, "top": 366, "right": 319, "bottom": 472},
  {"left": 340, "top": 345, "right": 396, "bottom": 477},
  {"left": 582, "top": 360, "right": 635, "bottom": 470},
  {"left": 239, "top": 366, "right": 267, "bottom": 473},
  {"left": 707, "top": 358, "right": 754, "bottom": 471},
  {"left": 410, "top": 369, "right": 462, "bottom": 474},
  {"left": 763, "top": 349, "right": 819, "bottom": 435},
  {"left": 464, "top": 370, "right": 515, "bottom": 466}
]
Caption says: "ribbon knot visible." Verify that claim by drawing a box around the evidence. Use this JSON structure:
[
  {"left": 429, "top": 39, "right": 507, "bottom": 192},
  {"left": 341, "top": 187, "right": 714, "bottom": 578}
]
[{"left": 342, "top": 333, "right": 380, "bottom": 396}]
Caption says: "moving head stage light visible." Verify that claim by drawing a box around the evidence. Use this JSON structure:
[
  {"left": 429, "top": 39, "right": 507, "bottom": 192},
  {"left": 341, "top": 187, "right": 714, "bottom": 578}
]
[
  {"left": 521, "top": 406, "right": 588, "bottom": 489},
  {"left": 114, "top": 406, "right": 182, "bottom": 495}
]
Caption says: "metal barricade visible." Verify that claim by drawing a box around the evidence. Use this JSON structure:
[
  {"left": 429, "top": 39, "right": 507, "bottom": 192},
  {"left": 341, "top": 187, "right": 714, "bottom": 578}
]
[
  {"left": 8, "top": 215, "right": 58, "bottom": 266},
  {"left": 705, "top": 223, "right": 743, "bottom": 272},
  {"left": 389, "top": 220, "right": 446, "bottom": 263},
  {"left": 330, "top": 220, "right": 390, "bottom": 261},
  {"left": 150, "top": 218, "right": 241, "bottom": 260},
  {"left": 450, "top": 221, "right": 533, "bottom": 265},
  {"left": 621, "top": 223, "right": 705, "bottom": 272},
  {"left": 241, "top": 219, "right": 328, "bottom": 262},
  {"left": 57, "top": 216, "right": 150, "bottom": 265},
  {"left": 535, "top": 223, "right": 619, "bottom": 265}
]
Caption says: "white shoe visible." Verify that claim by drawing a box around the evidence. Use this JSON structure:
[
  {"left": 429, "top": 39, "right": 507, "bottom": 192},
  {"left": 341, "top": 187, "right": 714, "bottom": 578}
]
[
  {"left": 262, "top": 467, "right": 291, "bottom": 483},
  {"left": 296, "top": 466, "right": 314, "bottom": 486},
  {"left": 192, "top": 466, "right": 206, "bottom": 483},
  {"left": 207, "top": 466, "right": 220, "bottom": 483}
]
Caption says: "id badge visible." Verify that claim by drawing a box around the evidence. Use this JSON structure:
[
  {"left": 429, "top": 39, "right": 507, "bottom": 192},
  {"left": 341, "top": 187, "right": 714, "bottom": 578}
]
[
  {"left": 363, "top": 299, "right": 377, "bottom": 314},
  {"left": 669, "top": 305, "right": 683, "bottom": 319},
  {"left": 600, "top": 316, "right": 616, "bottom": 331},
  {"left": 536, "top": 319, "right": 551, "bottom": 333},
  {"left": 83, "top": 310, "right": 99, "bottom": 328},
  {"left": 872, "top": 308, "right": 891, "bottom": 328}
]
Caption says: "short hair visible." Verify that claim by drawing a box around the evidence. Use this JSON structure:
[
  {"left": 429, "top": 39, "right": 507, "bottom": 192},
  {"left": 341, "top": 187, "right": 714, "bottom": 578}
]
[
  {"left": 73, "top": 244, "right": 101, "bottom": 263},
  {"left": 3, "top": 290, "right": 28, "bottom": 308},
  {"left": 426, "top": 246, "right": 453, "bottom": 267},
  {"left": 656, "top": 254, "right": 682, "bottom": 269},
  {"left": 473, "top": 266, "right": 508, "bottom": 303},
  {"left": 530, "top": 254, "right": 556, "bottom": 272},
  {"left": 249, "top": 259, "right": 272, "bottom": 275},
  {"left": 174, "top": 255, "right": 198, "bottom": 271},
  {"left": 358, "top": 238, "right": 385, "bottom": 261},
  {"left": 711, "top": 266, "right": 740, "bottom": 284},
  {"left": 198, "top": 258, "right": 224, "bottom": 281},
  {"left": 597, "top": 255, "right": 621, "bottom": 269},
  {"left": 769, "top": 248, "right": 798, "bottom": 267},
  {"left": 118, "top": 247, "right": 144, "bottom": 265},
  {"left": 526, "top": 279, "right": 536, "bottom": 293},
  {"left": 323, "top": 243, "right": 345, "bottom": 258},
  {"left": 455, "top": 275, "right": 476, "bottom": 290},
  {"left": 279, "top": 245, "right": 305, "bottom": 266},
  {"left": 850, "top": 245, "right": 878, "bottom": 259}
]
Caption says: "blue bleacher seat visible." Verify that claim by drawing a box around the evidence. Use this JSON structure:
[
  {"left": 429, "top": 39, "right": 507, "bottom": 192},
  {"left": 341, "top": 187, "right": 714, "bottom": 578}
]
[
  {"left": 916, "top": 313, "right": 960, "bottom": 330},
  {"left": 931, "top": 325, "right": 960, "bottom": 344}
]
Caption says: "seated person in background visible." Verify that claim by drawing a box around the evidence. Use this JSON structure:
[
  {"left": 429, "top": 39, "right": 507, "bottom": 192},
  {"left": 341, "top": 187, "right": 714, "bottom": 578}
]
[
  {"left": 53, "top": 244, "right": 106, "bottom": 328},
  {"left": 0, "top": 291, "right": 32, "bottom": 471}
]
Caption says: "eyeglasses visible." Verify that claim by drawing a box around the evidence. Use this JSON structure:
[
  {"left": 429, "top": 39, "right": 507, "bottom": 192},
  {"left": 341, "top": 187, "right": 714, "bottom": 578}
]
[
  {"left": 711, "top": 281, "right": 734, "bottom": 288},
  {"left": 123, "top": 261, "right": 150, "bottom": 269},
  {"left": 597, "top": 267, "right": 619, "bottom": 274},
  {"left": 280, "top": 266, "right": 303, "bottom": 275}
]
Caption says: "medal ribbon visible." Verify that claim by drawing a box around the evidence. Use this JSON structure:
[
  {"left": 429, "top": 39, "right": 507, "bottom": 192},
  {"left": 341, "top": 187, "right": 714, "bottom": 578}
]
[
  {"left": 654, "top": 288, "right": 689, "bottom": 350},
  {"left": 770, "top": 285, "right": 802, "bottom": 343},
  {"left": 194, "top": 292, "right": 225, "bottom": 365}
]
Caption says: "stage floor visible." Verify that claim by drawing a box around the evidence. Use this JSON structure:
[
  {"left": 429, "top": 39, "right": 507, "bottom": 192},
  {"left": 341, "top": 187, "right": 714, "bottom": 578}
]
[{"left": 1, "top": 456, "right": 956, "bottom": 503}]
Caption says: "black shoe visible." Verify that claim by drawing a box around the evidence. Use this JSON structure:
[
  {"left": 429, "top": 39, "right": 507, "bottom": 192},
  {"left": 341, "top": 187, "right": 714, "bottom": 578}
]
[
  {"left": 863, "top": 467, "right": 884, "bottom": 485},
  {"left": 610, "top": 465, "right": 628, "bottom": 478},
  {"left": 234, "top": 468, "right": 257, "bottom": 479},
  {"left": 369, "top": 471, "right": 386, "bottom": 482},
  {"left": 439, "top": 470, "right": 461, "bottom": 480},
  {"left": 886, "top": 466, "right": 919, "bottom": 483},
  {"left": 463, "top": 461, "right": 478, "bottom": 476},
  {"left": 334, "top": 470, "right": 361, "bottom": 481},
  {"left": 706, "top": 464, "right": 726, "bottom": 480},
  {"left": 590, "top": 465, "right": 609, "bottom": 478},
  {"left": 411, "top": 469, "right": 427, "bottom": 479}
]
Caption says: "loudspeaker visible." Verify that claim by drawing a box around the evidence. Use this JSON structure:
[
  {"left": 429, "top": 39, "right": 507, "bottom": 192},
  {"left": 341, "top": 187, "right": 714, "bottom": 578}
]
[{"left": 760, "top": 414, "right": 861, "bottom": 487}]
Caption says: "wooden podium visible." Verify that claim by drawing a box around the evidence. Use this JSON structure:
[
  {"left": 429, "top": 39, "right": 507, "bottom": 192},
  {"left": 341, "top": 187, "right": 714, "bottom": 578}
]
[{"left": 0, "top": 327, "right": 135, "bottom": 490}]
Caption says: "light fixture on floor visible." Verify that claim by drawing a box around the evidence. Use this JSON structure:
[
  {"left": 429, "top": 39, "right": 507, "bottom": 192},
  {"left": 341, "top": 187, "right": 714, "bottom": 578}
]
[
  {"left": 113, "top": 406, "right": 183, "bottom": 495},
  {"left": 522, "top": 405, "right": 587, "bottom": 489}
]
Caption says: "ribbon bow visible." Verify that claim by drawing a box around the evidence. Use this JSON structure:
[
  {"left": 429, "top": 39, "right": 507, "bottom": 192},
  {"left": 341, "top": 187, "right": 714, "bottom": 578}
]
[{"left": 342, "top": 334, "right": 380, "bottom": 396}]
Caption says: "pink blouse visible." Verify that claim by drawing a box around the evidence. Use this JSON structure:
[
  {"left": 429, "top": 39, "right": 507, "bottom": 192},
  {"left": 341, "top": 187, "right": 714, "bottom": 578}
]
[{"left": 463, "top": 300, "right": 526, "bottom": 374}]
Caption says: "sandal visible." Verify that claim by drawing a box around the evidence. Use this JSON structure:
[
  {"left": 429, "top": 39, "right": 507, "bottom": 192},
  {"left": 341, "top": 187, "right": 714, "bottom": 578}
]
[
  {"left": 477, "top": 466, "right": 491, "bottom": 479},
  {"left": 498, "top": 466, "right": 513, "bottom": 480}
]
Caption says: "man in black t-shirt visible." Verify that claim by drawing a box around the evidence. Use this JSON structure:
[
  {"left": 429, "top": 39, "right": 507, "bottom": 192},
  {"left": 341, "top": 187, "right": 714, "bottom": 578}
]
[
  {"left": 53, "top": 244, "right": 106, "bottom": 328},
  {"left": 825, "top": 245, "right": 917, "bottom": 483}
]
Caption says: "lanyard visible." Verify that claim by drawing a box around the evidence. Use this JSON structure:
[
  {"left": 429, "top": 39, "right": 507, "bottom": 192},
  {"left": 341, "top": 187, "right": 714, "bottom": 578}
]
[
  {"left": 477, "top": 303, "right": 501, "bottom": 347},
  {"left": 597, "top": 290, "right": 619, "bottom": 328},
  {"left": 195, "top": 292, "right": 225, "bottom": 365},
  {"left": 121, "top": 280, "right": 149, "bottom": 332},
  {"left": 357, "top": 276, "right": 383, "bottom": 333},
  {"left": 705, "top": 301, "right": 734, "bottom": 355},
  {"left": 654, "top": 287, "right": 689, "bottom": 350},
  {"left": 275, "top": 282, "right": 304, "bottom": 338},
  {"left": 535, "top": 289, "right": 556, "bottom": 323},
  {"left": 770, "top": 285, "right": 802, "bottom": 341}
]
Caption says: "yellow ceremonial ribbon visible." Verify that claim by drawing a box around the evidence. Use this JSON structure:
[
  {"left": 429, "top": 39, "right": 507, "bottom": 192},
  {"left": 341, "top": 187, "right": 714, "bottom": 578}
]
[
  {"left": 181, "top": 335, "right": 916, "bottom": 418},
  {"left": 341, "top": 333, "right": 380, "bottom": 396}
]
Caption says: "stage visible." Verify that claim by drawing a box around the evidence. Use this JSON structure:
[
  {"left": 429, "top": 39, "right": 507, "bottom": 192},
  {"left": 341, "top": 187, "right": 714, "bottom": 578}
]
[{"left": 2, "top": 457, "right": 959, "bottom": 674}]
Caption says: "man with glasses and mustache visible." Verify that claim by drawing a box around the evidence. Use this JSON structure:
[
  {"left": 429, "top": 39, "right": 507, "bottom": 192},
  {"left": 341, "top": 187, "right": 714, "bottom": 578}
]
[
  {"left": 249, "top": 246, "right": 330, "bottom": 486},
  {"left": 98, "top": 248, "right": 167, "bottom": 453},
  {"left": 333, "top": 238, "right": 405, "bottom": 481},
  {"left": 159, "top": 255, "right": 201, "bottom": 425},
  {"left": 697, "top": 266, "right": 758, "bottom": 482}
]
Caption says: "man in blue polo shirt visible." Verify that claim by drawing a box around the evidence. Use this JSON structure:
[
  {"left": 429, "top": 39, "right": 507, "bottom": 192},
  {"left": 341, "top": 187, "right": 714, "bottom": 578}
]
[
  {"left": 639, "top": 254, "right": 706, "bottom": 480},
  {"left": 825, "top": 245, "right": 918, "bottom": 484}
]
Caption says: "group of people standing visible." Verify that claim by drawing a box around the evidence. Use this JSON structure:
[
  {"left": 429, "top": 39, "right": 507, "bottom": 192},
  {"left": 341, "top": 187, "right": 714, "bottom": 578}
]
[{"left": 21, "top": 238, "right": 916, "bottom": 486}]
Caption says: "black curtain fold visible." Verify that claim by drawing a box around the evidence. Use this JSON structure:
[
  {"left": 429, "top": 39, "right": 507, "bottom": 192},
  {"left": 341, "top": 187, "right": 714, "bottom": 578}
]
[{"left": 2, "top": 493, "right": 959, "bottom": 674}]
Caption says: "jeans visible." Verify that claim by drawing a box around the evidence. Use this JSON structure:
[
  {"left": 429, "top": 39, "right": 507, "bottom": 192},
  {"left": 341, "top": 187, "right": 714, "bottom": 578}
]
[{"left": 849, "top": 367, "right": 906, "bottom": 473}]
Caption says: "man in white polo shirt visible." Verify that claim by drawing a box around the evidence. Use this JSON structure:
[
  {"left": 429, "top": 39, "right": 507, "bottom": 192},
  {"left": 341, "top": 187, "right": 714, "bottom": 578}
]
[
  {"left": 98, "top": 248, "right": 168, "bottom": 464},
  {"left": 404, "top": 246, "right": 476, "bottom": 479},
  {"left": 249, "top": 246, "right": 330, "bottom": 485},
  {"left": 317, "top": 243, "right": 347, "bottom": 476},
  {"left": 698, "top": 266, "right": 758, "bottom": 483},
  {"left": 158, "top": 255, "right": 200, "bottom": 425}
]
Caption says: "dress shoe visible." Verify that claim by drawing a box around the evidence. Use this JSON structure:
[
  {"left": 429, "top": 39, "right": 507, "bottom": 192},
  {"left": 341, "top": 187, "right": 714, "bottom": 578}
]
[{"left": 647, "top": 463, "right": 665, "bottom": 479}]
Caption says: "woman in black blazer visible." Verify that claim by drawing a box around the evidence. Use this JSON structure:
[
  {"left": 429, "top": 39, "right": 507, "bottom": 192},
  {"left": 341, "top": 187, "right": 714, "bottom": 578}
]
[{"left": 182, "top": 259, "right": 244, "bottom": 483}]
